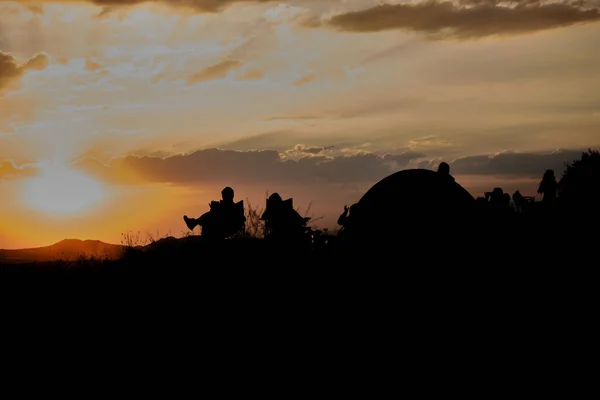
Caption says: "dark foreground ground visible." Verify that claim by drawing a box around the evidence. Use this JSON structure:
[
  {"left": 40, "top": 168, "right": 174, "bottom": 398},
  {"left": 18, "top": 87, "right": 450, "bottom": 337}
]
[
  {"left": 1, "top": 220, "right": 594, "bottom": 305},
  {"left": 1, "top": 226, "right": 594, "bottom": 371}
]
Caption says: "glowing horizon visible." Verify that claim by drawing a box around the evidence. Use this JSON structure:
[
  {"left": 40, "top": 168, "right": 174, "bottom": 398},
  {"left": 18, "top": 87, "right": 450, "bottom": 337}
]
[{"left": 21, "top": 163, "right": 108, "bottom": 215}]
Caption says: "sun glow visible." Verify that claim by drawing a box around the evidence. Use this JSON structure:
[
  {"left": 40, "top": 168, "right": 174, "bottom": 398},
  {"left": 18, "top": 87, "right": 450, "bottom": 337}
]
[{"left": 22, "top": 164, "right": 107, "bottom": 215}]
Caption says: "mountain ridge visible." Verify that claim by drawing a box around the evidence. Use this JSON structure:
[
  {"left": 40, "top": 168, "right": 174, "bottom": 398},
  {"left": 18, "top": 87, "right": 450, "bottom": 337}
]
[{"left": 0, "top": 238, "right": 125, "bottom": 264}]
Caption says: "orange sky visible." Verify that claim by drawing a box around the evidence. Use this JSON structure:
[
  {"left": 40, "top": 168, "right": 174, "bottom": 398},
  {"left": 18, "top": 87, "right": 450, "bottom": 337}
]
[{"left": 1, "top": 0, "right": 599, "bottom": 248}]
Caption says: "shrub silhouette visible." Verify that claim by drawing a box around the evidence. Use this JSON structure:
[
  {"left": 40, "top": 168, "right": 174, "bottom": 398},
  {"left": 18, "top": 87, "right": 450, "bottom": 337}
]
[
  {"left": 559, "top": 149, "right": 600, "bottom": 216},
  {"left": 243, "top": 199, "right": 266, "bottom": 238}
]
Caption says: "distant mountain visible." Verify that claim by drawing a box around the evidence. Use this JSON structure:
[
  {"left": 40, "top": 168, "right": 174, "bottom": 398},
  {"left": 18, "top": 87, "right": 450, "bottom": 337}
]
[{"left": 0, "top": 239, "right": 125, "bottom": 264}]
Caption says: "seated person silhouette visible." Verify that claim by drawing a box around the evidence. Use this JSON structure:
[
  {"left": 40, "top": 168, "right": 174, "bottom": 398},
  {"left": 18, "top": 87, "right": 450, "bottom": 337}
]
[
  {"left": 260, "top": 193, "right": 310, "bottom": 241},
  {"left": 485, "top": 188, "right": 506, "bottom": 205},
  {"left": 183, "top": 186, "right": 246, "bottom": 239}
]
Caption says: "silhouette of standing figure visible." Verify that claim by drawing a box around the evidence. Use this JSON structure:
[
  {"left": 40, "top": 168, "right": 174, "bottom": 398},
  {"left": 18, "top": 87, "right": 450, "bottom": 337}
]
[
  {"left": 183, "top": 186, "right": 246, "bottom": 239},
  {"left": 512, "top": 190, "right": 524, "bottom": 213},
  {"left": 538, "top": 170, "right": 558, "bottom": 206},
  {"left": 503, "top": 193, "right": 511, "bottom": 207}
]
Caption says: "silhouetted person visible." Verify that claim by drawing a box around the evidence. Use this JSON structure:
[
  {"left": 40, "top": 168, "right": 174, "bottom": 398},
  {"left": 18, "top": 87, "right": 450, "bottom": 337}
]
[
  {"left": 183, "top": 186, "right": 246, "bottom": 239},
  {"left": 486, "top": 188, "right": 506, "bottom": 206},
  {"left": 437, "top": 162, "right": 455, "bottom": 182},
  {"left": 337, "top": 203, "right": 360, "bottom": 242},
  {"left": 261, "top": 193, "right": 310, "bottom": 242},
  {"left": 512, "top": 190, "right": 524, "bottom": 213},
  {"left": 503, "top": 193, "right": 511, "bottom": 207},
  {"left": 538, "top": 169, "right": 557, "bottom": 206},
  {"left": 483, "top": 188, "right": 511, "bottom": 225},
  {"left": 337, "top": 204, "right": 358, "bottom": 227},
  {"left": 437, "top": 162, "right": 450, "bottom": 174}
]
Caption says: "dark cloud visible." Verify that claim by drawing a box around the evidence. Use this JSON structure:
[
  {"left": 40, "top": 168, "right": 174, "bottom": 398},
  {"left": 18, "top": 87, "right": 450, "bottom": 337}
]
[
  {"left": 70, "top": 147, "right": 599, "bottom": 196},
  {"left": 327, "top": 1, "right": 600, "bottom": 38},
  {"left": 417, "top": 148, "right": 595, "bottom": 178},
  {"left": 6, "top": 147, "right": 598, "bottom": 197},
  {"left": 0, "top": 51, "right": 49, "bottom": 91},
  {"left": 72, "top": 147, "right": 424, "bottom": 185}
]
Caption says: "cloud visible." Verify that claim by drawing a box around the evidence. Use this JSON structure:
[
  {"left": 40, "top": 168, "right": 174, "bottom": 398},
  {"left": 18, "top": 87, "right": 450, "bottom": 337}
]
[
  {"left": 327, "top": 1, "right": 600, "bottom": 38},
  {"left": 72, "top": 147, "right": 425, "bottom": 185},
  {"left": 280, "top": 144, "right": 337, "bottom": 159},
  {"left": 0, "top": 160, "right": 38, "bottom": 180},
  {"left": 16, "top": 0, "right": 282, "bottom": 13},
  {"left": 69, "top": 147, "right": 598, "bottom": 195},
  {"left": 85, "top": 58, "right": 104, "bottom": 71},
  {"left": 237, "top": 69, "right": 264, "bottom": 80},
  {"left": 0, "top": 24, "right": 5, "bottom": 49},
  {"left": 187, "top": 60, "right": 243, "bottom": 85},
  {"left": 333, "top": 97, "right": 424, "bottom": 119},
  {"left": 214, "top": 130, "right": 373, "bottom": 153},
  {"left": 24, "top": 53, "right": 49, "bottom": 71},
  {"left": 54, "top": 57, "right": 69, "bottom": 65},
  {"left": 293, "top": 73, "right": 315, "bottom": 86},
  {"left": 407, "top": 136, "right": 452, "bottom": 150},
  {"left": 215, "top": 131, "right": 299, "bottom": 151},
  {"left": 264, "top": 116, "right": 323, "bottom": 121},
  {"left": 417, "top": 148, "right": 594, "bottom": 178},
  {"left": 0, "top": 51, "right": 49, "bottom": 91},
  {"left": 0, "top": 160, "right": 20, "bottom": 180}
]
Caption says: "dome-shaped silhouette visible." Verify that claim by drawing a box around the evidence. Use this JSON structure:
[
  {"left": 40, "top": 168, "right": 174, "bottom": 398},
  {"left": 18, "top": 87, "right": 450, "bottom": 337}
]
[{"left": 349, "top": 169, "right": 475, "bottom": 241}]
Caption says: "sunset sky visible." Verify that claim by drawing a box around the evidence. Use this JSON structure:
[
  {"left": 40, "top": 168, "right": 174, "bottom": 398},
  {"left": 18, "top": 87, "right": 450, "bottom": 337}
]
[{"left": 1, "top": 0, "right": 599, "bottom": 248}]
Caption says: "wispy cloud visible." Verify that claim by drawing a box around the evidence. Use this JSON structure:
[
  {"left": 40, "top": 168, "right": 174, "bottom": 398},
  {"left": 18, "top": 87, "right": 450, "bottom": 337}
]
[
  {"left": 264, "top": 115, "right": 323, "bottom": 121},
  {"left": 186, "top": 59, "right": 243, "bottom": 85},
  {"left": 15, "top": 0, "right": 283, "bottom": 13}
]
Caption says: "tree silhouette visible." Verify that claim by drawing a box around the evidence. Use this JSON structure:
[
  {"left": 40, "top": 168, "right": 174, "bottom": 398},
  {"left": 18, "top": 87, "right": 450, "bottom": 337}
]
[{"left": 558, "top": 149, "right": 600, "bottom": 217}]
